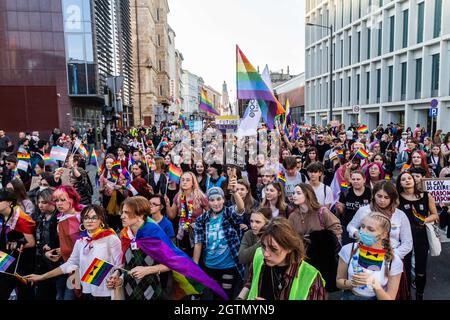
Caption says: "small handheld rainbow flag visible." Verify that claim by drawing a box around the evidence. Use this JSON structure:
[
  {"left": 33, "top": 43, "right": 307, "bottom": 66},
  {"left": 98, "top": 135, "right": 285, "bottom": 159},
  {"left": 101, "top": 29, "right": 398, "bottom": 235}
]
[
  {"left": 111, "top": 160, "right": 121, "bottom": 171},
  {"left": 0, "top": 251, "right": 15, "bottom": 272},
  {"left": 43, "top": 153, "right": 57, "bottom": 166},
  {"left": 111, "top": 172, "right": 119, "bottom": 182},
  {"left": 357, "top": 125, "right": 369, "bottom": 134},
  {"left": 168, "top": 164, "right": 182, "bottom": 184},
  {"left": 81, "top": 258, "right": 114, "bottom": 286},
  {"left": 337, "top": 149, "right": 345, "bottom": 159},
  {"left": 17, "top": 153, "right": 30, "bottom": 161},
  {"left": 355, "top": 148, "right": 369, "bottom": 160},
  {"left": 90, "top": 150, "right": 98, "bottom": 167},
  {"left": 340, "top": 181, "right": 349, "bottom": 192},
  {"left": 277, "top": 172, "right": 286, "bottom": 184},
  {"left": 78, "top": 144, "right": 89, "bottom": 158}
]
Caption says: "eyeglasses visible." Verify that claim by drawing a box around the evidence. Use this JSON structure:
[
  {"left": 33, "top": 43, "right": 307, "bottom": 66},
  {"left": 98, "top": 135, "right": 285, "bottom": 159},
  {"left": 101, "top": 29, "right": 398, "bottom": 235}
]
[
  {"left": 149, "top": 202, "right": 161, "bottom": 207},
  {"left": 82, "top": 215, "right": 99, "bottom": 222}
]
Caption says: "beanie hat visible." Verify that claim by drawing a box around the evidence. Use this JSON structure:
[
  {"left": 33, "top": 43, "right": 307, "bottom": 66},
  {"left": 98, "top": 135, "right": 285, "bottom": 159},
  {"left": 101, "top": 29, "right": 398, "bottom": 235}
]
[{"left": 207, "top": 187, "right": 224, "bottom": 200}]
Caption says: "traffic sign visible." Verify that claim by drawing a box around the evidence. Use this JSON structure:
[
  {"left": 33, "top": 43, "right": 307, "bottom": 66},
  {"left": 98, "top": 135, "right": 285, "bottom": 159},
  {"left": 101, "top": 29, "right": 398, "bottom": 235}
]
[
  {"left": 352, "top": 105, "right": 360, "bottom": 114},
  {"left": 429, "top": 108, "right": 438, "bottom": 117},
  {"left": 431, "top": 99, "right": 439, "bottom": 108}
]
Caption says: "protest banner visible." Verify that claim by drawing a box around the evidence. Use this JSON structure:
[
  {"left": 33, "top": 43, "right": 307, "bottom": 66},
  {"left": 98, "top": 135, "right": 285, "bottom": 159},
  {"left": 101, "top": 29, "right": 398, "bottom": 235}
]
[{"left": 422, "top": 178, "right": 450, "bottom": 203}]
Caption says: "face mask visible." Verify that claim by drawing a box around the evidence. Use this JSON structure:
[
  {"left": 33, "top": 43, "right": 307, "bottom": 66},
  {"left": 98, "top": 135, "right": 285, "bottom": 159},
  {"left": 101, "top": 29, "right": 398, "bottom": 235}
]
[
  {"left": 359, "top": 230, "right": 378, "bottom": 246},
  {"left": 39, "top": 186, "right": 47, "bottom": 191}
]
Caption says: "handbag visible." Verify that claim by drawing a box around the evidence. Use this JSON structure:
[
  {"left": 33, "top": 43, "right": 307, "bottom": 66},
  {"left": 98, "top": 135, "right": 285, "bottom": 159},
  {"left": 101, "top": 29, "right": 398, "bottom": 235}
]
[{"left": 425, "top": 222, "right": 442, "bottom": 257}]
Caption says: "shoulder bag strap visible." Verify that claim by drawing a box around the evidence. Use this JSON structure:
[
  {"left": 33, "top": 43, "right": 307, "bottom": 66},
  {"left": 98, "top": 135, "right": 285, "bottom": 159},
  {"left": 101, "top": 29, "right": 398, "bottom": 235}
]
[{"left": 318, "top": 207, "right": 325, "bottom": 229}]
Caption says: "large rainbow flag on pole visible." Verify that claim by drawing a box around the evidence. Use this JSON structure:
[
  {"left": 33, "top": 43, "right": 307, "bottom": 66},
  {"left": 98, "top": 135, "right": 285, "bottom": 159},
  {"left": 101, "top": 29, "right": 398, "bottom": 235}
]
[
  {"left": 236, "top": 46, "right": 285, "bottom": 129},
  {"left": 120, "top": 217, "right": 228, "bottom": 300},
  {"left": 199, "top": 88, "right": 220, "bottom": 115}
]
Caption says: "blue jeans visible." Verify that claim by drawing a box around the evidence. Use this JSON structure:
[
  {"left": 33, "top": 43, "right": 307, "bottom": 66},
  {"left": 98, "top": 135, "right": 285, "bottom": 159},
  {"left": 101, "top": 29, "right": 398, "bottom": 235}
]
[
  {"left": 55, "top": 275, "right": 75, "bottom": 300},
  {"left": 342, "top": 290, "right": 377, "bottom": 300}
]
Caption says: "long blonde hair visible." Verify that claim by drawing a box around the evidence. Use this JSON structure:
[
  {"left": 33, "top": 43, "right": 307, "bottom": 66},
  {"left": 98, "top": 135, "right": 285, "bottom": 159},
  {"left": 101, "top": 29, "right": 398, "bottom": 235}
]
[{"left": 175, "top": 171, "right": 206, "bottom": 208}]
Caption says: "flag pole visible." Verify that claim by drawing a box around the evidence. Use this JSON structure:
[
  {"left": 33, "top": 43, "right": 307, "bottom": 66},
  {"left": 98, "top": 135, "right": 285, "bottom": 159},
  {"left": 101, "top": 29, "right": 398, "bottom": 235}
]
[{"left": 13, "top": 250, "right": 22, "bottom": 275}]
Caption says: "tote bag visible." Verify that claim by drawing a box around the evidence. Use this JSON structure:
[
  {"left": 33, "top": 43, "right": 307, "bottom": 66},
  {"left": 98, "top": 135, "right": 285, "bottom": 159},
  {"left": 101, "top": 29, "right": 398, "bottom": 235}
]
[{"left": 426, "top": 222, "right": 441, "bottom": 257}]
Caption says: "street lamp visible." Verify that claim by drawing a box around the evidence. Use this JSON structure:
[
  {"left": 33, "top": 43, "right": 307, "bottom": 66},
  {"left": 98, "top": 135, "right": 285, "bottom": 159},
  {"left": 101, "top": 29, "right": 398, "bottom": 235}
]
[{"left": 306, "top": 22, "right": 334, "bottom": 123}]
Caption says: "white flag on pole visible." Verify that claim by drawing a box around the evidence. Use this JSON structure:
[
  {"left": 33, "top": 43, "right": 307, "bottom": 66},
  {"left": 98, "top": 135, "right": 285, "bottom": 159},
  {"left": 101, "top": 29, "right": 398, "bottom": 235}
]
[{"left": 236, "top": 100, "right": 262, "bottom": 138}]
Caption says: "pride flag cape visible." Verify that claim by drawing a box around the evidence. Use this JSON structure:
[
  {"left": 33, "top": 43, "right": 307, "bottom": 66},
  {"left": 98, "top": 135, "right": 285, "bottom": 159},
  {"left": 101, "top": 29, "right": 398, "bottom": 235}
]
[
  {"left": 168, "top": 164, "right": 182, "bottom": 184},
  {"left": 120, "top": 219, "right": 228, "bottom": 300},
  {"left": 358, "top": 245, "right": 386, "bottom": 271},
  {"left": 236, "top": 45, "right": 284, "bottom": 129},
  {"left": 81, "top": 258, "right": 114, "bottom": 286},
  {"left": 0, "top": 251, "right": 15, "bottom": 272},
  {"left": 199, "top": 88, "right": 220, "bottom": 115}
]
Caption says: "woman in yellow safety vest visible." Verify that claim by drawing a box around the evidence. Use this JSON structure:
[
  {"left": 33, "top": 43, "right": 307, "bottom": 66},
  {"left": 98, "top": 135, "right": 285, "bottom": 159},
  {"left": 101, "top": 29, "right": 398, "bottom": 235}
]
[{"left": 236, "top": 217, "right": 326, "bottom": 300}]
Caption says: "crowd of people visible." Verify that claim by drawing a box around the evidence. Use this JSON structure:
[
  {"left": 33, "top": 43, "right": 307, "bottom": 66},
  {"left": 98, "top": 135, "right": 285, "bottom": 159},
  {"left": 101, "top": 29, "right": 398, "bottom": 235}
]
[{"left": 0, "top": 120, "right": 448, "bottom": 301}]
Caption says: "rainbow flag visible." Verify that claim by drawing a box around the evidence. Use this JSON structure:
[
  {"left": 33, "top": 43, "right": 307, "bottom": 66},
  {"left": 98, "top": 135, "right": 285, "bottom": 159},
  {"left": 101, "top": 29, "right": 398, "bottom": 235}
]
[
  {"left": 78, "top": 144, "right": 88, "bottom": 158},
  {"left": 340, "top": 181, "right": 349, "bottom": 192},
  {"left": 199, "top": 88, "right": 220, "bottom": 115},
  {"left": 277, "top": 172, "right": 286, "bottom": 184},
  {"left": 412, "top": 206, "right": 427, "bottom": 224},
  {"left": 337, "top": 149, "right": 345, "bottom": 159},
  {"left": 81, "top": 258, "right": 114, "bottom": 286},
  {"left": 0, "top": 251, "right": 15, "bottom": 272},
  {"left": 90, "top": 150, "right": 98, "bottom": 167},
  {"left": 120, "top": 218, "right": 228, "bottom": 300},
  {"left": 355, "top": 148, "right": 369, "bottom": 160},
  {"left": 236, "top": 45, "right": 284, "bottom": 129},
  {"left": 111, "top": 172, "right": 119, "bottom": 182},
  {"left": 168, "top": 164, "right": 182, "bottom": 184},
  {"left": 43, "top": 153, "right": 57, "bottom": 166},
  {"left": 111, "top": 160, "right": 121, "bottom": 171},
  {"left": 358, "top": 245, "right": 386, "bottom": 271},
  {"left": 357, "top": 125, "right": 369, "bottom": 134},
  {"left": 17, "top": 153, "right": 30, "bottom": 161}
]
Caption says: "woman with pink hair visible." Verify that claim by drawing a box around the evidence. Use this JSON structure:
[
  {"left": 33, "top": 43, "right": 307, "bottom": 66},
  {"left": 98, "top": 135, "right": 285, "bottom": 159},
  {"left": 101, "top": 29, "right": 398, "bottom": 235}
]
[
  {"left": 365, "top": 162, "right": 385, "bottom": 189},
  {"left": 48, "top": 186, "right": 84, "bottom": 300}
]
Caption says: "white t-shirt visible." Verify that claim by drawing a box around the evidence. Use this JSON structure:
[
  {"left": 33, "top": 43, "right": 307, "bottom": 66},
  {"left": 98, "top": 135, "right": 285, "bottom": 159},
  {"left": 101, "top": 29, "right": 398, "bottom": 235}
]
[
  {"left": 339, "top": 243, "right": 403, "bottom": 297},
  {"left": 284, "top": 172, "right": 306, "bottom": 199},
  {"left": 311, "top": 182, "right": 333, "bottom": 206},
  {"left": 347, "top": 205, "right": 413, "bottom": 259}
]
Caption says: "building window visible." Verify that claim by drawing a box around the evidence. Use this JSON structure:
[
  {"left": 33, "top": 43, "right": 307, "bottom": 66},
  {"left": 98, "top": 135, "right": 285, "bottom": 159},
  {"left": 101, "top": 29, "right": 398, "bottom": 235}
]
[
  {"left": 431, "top": 54, "right": 440, "bottom": 97},
  {"left": 358, "top": 0, "right": 361, "bottom": 19},
  {"left": 357, "top": 32, "right": 361, "bottom": 62},
  {"left": 356, "top": 74, "right": 360, "bottom": 104},
  {"left": 417, "top": 2, "right": 424, "bottom": 44},
  {"left": 402, "top": 10, "right": 409, "bottom": 48},
  {"left": 389, "top": 16, "right": 395, "bottom": 52},
  {"left": 348, "top": 35, "right": 352, "bottom": 66},
  {"left": 376, "top": 69, "right": 381, "bottom": 103},
  {"left": 434, "top": 0, "right": 442, "bottom": 38},
  {"left": 159, "top": 85, "right": 163, "bottom": 96},
  {"left": 367, "top": 29, "right": 371, "bottom": 60},
  {"left": 340, "top": 39, "right": 344, "bottom": 68},
  {"left": 349, "top": 0, "right": 352, "bottom": 22},
  {"left": 388, "top": 66, "right": 393, "bottom": 102},
  {"left": 348, "top": 76, "right": 351, "bottom": 105},
  {"left": 366, "top": 72, "right": 370, "bottom": 103},
  {"left": 156, "top": 8, "right": 160, "bottom": 21},
  {"left": 158, "top": 34, "right": 161, "bottom": 46},
  {"left": 377, "top": 26, "right": 382, "bottom": 56},
  {"left": 401, "top": 62, "right": 407, "bottom": 100},
  {"left": 340, "top": 78, "right": 343, "bottom": 106},
  {"left": 415, "top": 58, "right": 422, "bottom": 99}
]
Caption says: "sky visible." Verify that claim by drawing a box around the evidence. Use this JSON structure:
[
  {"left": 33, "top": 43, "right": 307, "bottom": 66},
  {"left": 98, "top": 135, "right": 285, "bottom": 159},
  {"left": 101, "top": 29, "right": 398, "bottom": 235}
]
[{"left": 168, "top": 0, "right": 305, "bottom": 102}]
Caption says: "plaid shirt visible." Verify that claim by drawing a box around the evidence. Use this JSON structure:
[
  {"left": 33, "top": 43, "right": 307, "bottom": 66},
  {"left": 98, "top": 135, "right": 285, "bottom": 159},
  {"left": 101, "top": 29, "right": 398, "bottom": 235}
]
[{"left": 194, "top": 206, "right": 245, "bottom": 279}]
